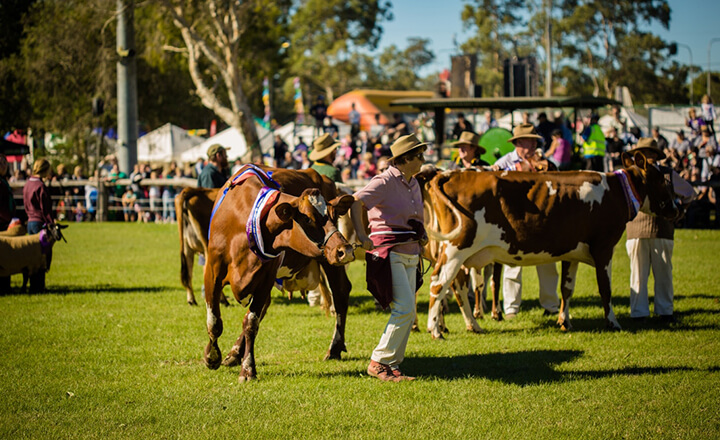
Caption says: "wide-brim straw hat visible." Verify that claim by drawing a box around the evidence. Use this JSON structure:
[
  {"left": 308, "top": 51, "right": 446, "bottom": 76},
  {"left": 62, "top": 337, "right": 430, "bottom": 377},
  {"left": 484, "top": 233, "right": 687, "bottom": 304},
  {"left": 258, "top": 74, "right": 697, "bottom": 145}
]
[
  {"left": 309, "top": 133, "right": 341, "bottom": 161},
  {"left": 388, "top": 134, "right": 428, "bottom": 161},
  {"left": 451, "top": 131, "right": 486, "bottom": 155},
  {"left": 508, "top": 123, "right": 543, "bottom": 143},
  {"left": 628, "top": 137, "right": 666, "bottom": 160}
]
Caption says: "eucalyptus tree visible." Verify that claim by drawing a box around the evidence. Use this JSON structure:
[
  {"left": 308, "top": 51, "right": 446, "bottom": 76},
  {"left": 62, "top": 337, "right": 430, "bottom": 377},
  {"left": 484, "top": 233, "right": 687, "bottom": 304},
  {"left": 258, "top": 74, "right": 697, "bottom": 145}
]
[
  {"left": 288, "top": 0, "right": 393, "bottom": 102},
  {"left": 459, "top": 0, "right": 526, "bottom": 98},
  {"left": 158, "top": 0, "right": 291, "bottom": 160},
  {"left": 554, "top": 0, "right": 674, "bottom": 100}
]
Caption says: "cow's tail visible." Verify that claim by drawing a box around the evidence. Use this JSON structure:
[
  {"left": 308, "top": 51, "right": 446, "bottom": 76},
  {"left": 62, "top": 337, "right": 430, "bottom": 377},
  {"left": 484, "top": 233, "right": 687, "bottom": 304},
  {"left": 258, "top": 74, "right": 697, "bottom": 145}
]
[
  {"left": 424, "top": 171, "right": 464, "bottom": 242},
  {"left": 176, "top": 189, "right": 192, "bottom": 290}
]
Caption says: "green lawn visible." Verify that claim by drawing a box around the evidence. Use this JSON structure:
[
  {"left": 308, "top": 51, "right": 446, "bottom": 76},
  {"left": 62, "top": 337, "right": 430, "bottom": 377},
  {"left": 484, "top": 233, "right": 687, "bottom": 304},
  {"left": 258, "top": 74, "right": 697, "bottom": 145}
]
[{"left": 0, "top": 223, "right": 718, "bottom": 439}]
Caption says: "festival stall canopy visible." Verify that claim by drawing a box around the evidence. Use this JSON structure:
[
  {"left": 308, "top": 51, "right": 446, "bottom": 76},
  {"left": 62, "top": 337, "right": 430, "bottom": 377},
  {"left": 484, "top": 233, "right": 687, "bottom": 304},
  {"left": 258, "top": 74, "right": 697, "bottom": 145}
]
[
  {"left": 327, "top": 89, "right": 433, "bottom": 130},
  {"left": 137, "top": 123, "right": 204, "bottom": 163},
  {"left": 0, "top": 138, "right": 29, "bottom": 163},
  {"left": 180, "top": 123, "right": 274, "bottom": 163}
]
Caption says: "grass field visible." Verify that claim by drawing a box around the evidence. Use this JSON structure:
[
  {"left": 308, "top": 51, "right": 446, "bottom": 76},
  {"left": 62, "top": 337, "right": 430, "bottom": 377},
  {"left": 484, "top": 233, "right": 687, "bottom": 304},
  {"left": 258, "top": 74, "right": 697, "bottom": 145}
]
[{"left": 1, "top": 222, "right": 719, "bottom": 439}]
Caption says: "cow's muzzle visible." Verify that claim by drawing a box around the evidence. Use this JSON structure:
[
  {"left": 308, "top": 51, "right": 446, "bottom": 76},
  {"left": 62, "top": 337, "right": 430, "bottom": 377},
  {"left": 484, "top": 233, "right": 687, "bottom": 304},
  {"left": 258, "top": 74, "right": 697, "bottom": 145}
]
[{"left": 318, "top": 227, "right": 355, "bottom": 265}]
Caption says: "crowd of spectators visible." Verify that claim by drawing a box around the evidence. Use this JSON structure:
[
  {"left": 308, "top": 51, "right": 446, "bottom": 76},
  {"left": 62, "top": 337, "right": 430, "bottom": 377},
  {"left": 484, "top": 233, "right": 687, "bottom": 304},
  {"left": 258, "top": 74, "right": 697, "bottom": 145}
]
[{"left": 4, "top": 98, "right": 719, "bottom": 228}]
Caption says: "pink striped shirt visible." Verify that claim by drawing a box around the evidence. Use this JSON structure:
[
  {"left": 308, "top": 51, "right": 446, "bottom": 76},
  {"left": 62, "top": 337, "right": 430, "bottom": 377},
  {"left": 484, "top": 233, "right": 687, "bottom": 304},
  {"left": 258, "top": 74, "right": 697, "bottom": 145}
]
[{"left": 353, "top": 166, "right": 424, "bottom": 255}]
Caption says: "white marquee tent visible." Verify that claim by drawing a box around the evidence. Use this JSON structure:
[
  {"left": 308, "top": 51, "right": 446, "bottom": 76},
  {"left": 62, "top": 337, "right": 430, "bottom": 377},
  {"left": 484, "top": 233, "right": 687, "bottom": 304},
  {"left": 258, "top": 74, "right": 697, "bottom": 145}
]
[
  {"left": 137, "top": 123, "right": 204, "bottom": 163},
  {"left": 180, "top": 123, "right": 275, "bottom": 163}
]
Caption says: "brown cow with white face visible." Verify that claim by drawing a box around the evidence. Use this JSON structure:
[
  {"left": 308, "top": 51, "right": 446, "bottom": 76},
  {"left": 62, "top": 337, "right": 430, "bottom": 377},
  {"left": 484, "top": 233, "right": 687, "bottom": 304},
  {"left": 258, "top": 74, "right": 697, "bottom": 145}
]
[
  {"left": 203, "top": 167, "right": 355, "bottom": 381},
  {"left": 417, "top": 152, "right": 678, "bottom": 339}
]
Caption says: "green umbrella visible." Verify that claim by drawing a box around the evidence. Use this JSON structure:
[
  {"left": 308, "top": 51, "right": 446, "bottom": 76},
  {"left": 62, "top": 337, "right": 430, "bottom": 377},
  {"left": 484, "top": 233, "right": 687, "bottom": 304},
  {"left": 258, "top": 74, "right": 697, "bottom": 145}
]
[{"left": 479, "top": 127, "right": 515, "bottom": 165}]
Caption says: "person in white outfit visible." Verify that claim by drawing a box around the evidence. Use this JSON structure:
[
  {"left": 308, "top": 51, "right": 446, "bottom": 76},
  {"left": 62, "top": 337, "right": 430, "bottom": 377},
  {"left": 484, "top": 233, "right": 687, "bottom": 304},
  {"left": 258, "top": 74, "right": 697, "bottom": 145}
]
[
  {"left": 625, "top": 138, "right": 695, "bottom": 322},
  {"left": 492, "top": 124, "right": 560, "bottom": 318}
]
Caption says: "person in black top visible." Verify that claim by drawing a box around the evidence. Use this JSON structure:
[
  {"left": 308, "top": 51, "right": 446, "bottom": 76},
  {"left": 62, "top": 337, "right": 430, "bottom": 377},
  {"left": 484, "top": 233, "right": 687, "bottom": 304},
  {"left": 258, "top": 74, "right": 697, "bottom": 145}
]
[
  {"left": 605, "top": 127, "right": 626, "bottom": 172},
  {"left": 272, "top": 135, "right": 288, "bottom": 168},
  {"left": 452, "top": 113, "right": 474, "bottom": 140},
  {"left": 534, "top": 112, "right": 555, "bottom": 151},
  {"left": 309, "top": 96, "right": 328, "bottom": 137}
]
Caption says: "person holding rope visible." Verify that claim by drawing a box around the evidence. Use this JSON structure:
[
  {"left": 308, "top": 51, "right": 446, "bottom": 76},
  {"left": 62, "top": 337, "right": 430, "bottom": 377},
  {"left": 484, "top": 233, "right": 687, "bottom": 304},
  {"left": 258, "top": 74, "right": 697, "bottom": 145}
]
[
  {"left": 22, "top": 158, "right": 55, "bottom": 293},
  {"left": 351, "top": 134, "right": 428, "bottom": 382}
]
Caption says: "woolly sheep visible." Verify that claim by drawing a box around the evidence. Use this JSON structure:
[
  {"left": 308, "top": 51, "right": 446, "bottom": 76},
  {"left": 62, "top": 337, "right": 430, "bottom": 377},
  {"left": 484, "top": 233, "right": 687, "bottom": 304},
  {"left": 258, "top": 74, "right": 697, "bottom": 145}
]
[{"left": 0, "top": 223, "right": 67, "bottom": 293}]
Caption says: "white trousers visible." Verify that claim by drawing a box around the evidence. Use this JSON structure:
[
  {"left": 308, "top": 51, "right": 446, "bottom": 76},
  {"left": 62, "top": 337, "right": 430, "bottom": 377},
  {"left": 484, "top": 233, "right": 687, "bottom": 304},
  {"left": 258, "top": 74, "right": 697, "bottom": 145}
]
[
  {"left": 371, "top": 252, "right": 418, "bottom": 367},
  {"left": 502, "top": 263, "right": 560, "bottom": 314},
  {"left": 625, "top": 238, "right": 674, "bottom": 317}
]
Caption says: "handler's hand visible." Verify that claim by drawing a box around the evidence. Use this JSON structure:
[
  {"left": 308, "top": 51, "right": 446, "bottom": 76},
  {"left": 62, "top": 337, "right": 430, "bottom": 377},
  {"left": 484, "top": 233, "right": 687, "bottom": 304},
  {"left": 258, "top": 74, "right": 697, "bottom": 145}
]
[
  {"left": 419, "top": 234, "right": 429, "bottom": 247},
  {"left": 359, "top": 237, "right": 374, "bottom": 251}
]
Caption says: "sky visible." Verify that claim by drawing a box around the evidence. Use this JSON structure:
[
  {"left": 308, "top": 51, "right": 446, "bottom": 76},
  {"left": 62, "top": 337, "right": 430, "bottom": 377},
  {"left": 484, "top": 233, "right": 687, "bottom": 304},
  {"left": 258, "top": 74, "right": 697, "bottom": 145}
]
[{"left": 375, "top": 0, "right": 720, "bottom": 80}]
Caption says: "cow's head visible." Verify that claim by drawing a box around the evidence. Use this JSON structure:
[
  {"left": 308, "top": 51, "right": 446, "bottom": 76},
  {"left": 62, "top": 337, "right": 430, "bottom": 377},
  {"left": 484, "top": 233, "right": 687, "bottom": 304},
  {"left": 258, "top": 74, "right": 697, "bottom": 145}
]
[
  {"left": 622, "top": 151, "right": 679, "bottom": 219},
  {"left": 274, "top": 189, "right": 355, "bottom": 265}
]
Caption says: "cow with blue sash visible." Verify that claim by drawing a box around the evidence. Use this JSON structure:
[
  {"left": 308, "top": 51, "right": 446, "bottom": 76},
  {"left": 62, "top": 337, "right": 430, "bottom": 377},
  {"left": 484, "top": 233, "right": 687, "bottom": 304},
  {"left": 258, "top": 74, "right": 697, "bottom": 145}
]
[{"left": 202, "top": 165, "right": 355, "bottom": 382}]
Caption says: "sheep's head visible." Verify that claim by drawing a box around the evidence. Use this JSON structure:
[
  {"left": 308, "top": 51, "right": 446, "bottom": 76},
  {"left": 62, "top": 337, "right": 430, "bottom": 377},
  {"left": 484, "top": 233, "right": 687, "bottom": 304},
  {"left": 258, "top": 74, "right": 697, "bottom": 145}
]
[{"left": 44, "top": 223, "right": 68, "bottom": 243}]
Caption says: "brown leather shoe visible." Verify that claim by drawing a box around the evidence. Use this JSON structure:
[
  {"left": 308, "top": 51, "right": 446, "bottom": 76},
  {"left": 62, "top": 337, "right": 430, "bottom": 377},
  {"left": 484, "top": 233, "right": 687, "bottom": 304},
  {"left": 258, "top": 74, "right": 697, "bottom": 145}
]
[
  {"left": 390, "top": 367, "right": 415, "bottom": 381},
  {"left": 367, "top": 360, "right": 394, "bottom": 381}
]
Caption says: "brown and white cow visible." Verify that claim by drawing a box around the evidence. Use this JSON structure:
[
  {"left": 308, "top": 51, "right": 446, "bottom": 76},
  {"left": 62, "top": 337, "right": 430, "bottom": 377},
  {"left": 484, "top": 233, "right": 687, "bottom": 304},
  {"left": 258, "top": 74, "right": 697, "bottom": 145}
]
[
  {"left": 417, "top": 152, "right": 678, "bottom": 339},
  {"left": 203, "top": 167, "right": 355, "bottom": 381}
]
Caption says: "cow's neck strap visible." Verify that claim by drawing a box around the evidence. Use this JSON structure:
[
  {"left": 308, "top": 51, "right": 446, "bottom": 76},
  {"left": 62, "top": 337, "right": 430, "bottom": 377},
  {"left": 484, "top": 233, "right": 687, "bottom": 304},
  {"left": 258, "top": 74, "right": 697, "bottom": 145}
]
[
  {"left": 208, "top": 164, "right": 281, "bottom": 241},
  {"left": 614, "top": 169, "right": 641, "bottom": 219},
  {"left": 247, "top": 186, "right": 282, "bottom": 261}
]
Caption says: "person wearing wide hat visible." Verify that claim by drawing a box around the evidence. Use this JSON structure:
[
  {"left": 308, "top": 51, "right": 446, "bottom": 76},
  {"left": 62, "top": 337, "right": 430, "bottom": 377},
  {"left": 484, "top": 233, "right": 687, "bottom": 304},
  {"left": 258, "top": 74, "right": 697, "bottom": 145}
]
[
  {"left": 492, "top": 123, "right": 560, "bottom": 319},
  {"left": 198, "top": 143, "right": 229, "bottom": 189},
  {"left": 625, "top": 138, "right": 694, "bottom": 323},
  {"left": 492, "top": 123, "right": 546, "bottom": 172},
  {"left": 308, "top": 133, "right": 342, "bottom": 183},
  {"left": 448, "top": 131, "right": 488, "bottom": 170},
  {"left": 447, "top": 130, "right": 494, "bottom": 313},
  {"left": 351, "top": 134, "right": 428, "bottom": 382},
  {"left": 303, "top": 133, "right": 344, "bottom": 308}
]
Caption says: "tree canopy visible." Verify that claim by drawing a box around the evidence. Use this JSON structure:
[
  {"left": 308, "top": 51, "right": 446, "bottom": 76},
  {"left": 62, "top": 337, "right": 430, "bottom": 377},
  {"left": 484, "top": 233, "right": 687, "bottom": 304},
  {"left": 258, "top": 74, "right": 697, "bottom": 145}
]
[{"left": 0, "top": 0, "right": 709, "bottom": 170}]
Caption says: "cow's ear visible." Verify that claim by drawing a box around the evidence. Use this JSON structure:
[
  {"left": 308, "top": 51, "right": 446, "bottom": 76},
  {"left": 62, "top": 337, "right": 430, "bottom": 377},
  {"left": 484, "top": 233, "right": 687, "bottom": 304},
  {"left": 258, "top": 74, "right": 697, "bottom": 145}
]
[
  {"left": 621, "top": 152, "right": 634, "bottom": 168},
  {"left": 633, "top": 151, "right": 647, "bottom": 170},
  {"left": 328, "top": 194, "right": 355, "bottom": 220},
  {"left": 274, "top": 202, "right": 295, "bottom": 223}
]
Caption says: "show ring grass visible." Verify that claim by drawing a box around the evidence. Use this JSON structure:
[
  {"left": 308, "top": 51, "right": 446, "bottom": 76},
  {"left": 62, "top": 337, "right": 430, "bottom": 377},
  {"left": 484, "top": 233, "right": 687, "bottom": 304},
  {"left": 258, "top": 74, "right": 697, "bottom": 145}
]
[{"left": 0, "top": 223, "right": 718, "bottom": 439}]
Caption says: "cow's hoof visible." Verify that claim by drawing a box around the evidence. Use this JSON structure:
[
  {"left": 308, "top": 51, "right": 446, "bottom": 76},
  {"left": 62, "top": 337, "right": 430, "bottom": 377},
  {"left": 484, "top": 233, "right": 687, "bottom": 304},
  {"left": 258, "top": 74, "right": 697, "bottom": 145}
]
[
  {"left": 204, "top": 341, "right": 222, "bottom": 370},
  {"left": 411, "top": 324, "right": 420, "bottom": 332},
  {"left": 222, "top": 353, "right": 240, "bottom": 367},
  {"left": 473, "top": 310, "right": 483, "bottom": 319},
  {"left": 558, "top": 320, "right": 572, "bottom": 332},
  {"left": 430, "top": 331, "right": 445, "bottom": 340},
  {"left": 238, "top": 371, "right": 257, "bottom": 383},
  {"left": 492, "top": 312, "right": 503, "bottom": 322},
  {"left": 323, "top": 350, "right": 342, "bottom": 361},
  {"left": 467, "top": 325, "right": 485, "bottom": 334},
  {"left": 323, "top": 344, "right": 346, "bottom": 361},
  {"left": 187, "top": 297, "right": 198, "bottom": 306}
]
